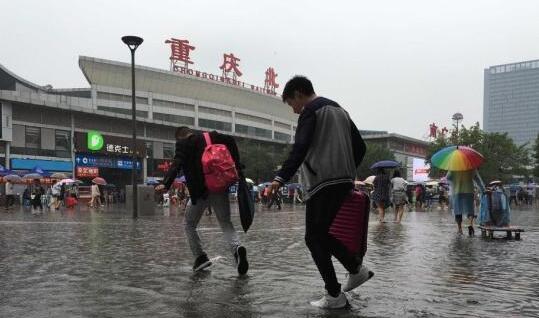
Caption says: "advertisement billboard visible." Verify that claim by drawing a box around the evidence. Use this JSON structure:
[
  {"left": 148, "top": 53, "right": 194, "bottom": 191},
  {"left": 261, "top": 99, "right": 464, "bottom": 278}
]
[{"left": 412, "top": 157, "right": 430, "bottom": 182}]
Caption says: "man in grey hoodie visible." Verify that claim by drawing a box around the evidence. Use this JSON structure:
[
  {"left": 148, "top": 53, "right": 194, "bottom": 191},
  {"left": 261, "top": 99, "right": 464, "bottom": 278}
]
[{"left": 271, "top": 76, "right": 373, "bottom": 309}]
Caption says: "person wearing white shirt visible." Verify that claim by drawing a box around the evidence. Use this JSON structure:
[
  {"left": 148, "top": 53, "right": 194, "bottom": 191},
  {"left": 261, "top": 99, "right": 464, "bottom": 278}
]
[
  {"left": 90, "top": 184, "right": 102, "bottom": 208},
  {"left": 4, "top": 181, "right": 14, "bottom": 210},
  {"left": 390, "top": 170, "right": 408, "bottom": 223}
]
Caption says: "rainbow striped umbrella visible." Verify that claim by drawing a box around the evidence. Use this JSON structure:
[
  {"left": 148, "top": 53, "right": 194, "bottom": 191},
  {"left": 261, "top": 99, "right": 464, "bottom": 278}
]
[{"left": 431, "top": 146, "right": 484, "bottom": 171}]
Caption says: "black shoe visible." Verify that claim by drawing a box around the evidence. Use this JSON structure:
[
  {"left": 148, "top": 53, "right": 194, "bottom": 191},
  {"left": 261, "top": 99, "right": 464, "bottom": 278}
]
[
  {"left": 468, "top": 226, "right": 475, "bottom": 237},
  {"left": 235, "top": 246, "right": 249, "bottom": 276},
  {"left": 193, "top": 254, "right": 212, "bottom": 272}
]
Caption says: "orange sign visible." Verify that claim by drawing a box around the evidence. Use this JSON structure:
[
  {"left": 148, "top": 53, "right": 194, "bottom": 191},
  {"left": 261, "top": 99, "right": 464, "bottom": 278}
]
[{"left": 76, "top": 167, "right": 99, "bottom": 178}]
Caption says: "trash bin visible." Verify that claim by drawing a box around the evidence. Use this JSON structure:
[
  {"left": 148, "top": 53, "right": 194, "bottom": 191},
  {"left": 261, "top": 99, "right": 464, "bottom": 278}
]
[{"left": 126, "top": 185, "right": 156, "bottom": 215}]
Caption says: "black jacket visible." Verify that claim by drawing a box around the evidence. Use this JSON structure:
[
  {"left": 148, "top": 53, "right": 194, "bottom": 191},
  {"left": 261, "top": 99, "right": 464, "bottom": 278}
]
[{"left": 162, "top": 131, "right": 240, "bottom": 204}]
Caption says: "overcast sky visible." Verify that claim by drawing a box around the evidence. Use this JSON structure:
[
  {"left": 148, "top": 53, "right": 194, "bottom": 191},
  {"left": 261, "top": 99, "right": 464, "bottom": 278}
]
[{"left": 2, "top": 0, "right": 539, "bottom": 139}]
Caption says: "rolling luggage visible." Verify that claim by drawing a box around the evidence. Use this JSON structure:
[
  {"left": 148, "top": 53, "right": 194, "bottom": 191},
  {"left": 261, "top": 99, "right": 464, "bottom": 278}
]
[{"left": 329, "top": 190, "right": 370, "bottom": 257}]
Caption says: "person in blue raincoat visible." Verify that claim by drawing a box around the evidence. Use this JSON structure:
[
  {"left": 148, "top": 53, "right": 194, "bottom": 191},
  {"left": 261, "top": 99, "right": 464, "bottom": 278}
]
[{"left": 479, "top": 181, "right": 511, "bottom": 227}]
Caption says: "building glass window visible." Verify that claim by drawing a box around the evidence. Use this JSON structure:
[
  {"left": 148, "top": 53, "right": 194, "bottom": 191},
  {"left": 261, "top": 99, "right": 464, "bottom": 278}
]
[
  {"left": 97, "top": 92, "right": 148, "bottom": 104},
  {"left": 274, "top": 121, "right": 291, "bottom": 130},
  {"left": 199, "top": 118, "right": 232, "bottom": 132},
  {"left": 235, "top": 124, "right": 272, "bottom": 139},
  {"left": 55, "top": 130, "right": 71, "bottom": 158},
  {"left": 97, "top": 106, "right": 148, "bottom": 118},
  {"left": 198, "top": 106, "right": 232, "bottom": 117},
  {"left": 236, "top": 113, "right": 272, "bottom": 125},
  {"left": 25, "top": 126, "right": 41, "bottom": 149},
  {"left": 145, "top": 141, "right": 154, "bottom": 159},
  {"left": 163, "top": 143, "right": 175, "bottom": 159},
  {"left": 153, "top": 99, "right": 195, "bottom": 111},
  {"left": 274, "top": 132, "right": 291, "bottom": 142},
  {"left": 153, "top": 112, "right": 195, "bottom": 125}
]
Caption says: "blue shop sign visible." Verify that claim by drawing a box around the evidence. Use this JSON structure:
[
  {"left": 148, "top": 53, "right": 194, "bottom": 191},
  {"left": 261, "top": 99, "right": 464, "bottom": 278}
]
[
  {"left": 11, "top": 158, "right": 73, "bottom": 172},
  {"left": 75, "top": 154, "right": 141, "bottom": 170}
]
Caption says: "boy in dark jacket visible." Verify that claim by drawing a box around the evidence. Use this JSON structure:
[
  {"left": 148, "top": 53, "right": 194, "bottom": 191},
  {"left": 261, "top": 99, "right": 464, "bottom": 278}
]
[
  {"left": 271, "top": 76, "right": 373, "bottom": 308},
  {"left": 156, "top": 127, "right": 248, "bottom": 275}
]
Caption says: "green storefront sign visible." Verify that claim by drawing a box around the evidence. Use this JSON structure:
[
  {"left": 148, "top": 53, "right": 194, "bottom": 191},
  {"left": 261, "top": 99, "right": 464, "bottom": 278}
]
[{"left": 87, "top": 131, "right": 104, "bottom": 151}]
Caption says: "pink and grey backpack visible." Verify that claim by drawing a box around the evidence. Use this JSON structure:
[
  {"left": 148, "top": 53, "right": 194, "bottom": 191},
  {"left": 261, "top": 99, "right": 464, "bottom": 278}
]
[{"left": 201, "top": 132, "right": 239, "bottom": 193}]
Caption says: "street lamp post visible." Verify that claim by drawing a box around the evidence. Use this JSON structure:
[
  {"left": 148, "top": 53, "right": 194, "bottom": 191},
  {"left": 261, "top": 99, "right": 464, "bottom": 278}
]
[
  {"left": 122, "top": 35, "right": 143, "bottom": 219},
  {"left": 452, "top": 112, "right": 463, "bottom": 145}
]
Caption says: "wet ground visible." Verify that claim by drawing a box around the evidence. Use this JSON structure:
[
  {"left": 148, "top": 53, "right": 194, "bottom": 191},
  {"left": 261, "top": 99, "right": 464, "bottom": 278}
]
[{"left": 0, "top": 203, "right": 538, "bottom": 318}]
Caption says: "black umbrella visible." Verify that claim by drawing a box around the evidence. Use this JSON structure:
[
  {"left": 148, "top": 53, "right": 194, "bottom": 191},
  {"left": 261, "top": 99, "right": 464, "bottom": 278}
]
[
  {"left": 370, "top": 160, "right": 400, "bottom": 170},
  {"left": 237, "top": 170, "right": 255, "bottom": 233}
]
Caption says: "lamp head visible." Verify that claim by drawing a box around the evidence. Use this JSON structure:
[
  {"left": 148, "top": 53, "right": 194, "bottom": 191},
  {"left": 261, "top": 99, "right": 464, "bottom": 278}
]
[
  {"left": 122, "top": 36, "right": 143, "bottom": 51},
  {"left": 452, "top": 112, "right": 463, "bottom": 121}
]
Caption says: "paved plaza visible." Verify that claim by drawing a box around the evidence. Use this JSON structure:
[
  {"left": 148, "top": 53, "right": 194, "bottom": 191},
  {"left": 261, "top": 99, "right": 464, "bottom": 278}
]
[{"left": 1, "top": 203, "right": 538, "bottom": 317}]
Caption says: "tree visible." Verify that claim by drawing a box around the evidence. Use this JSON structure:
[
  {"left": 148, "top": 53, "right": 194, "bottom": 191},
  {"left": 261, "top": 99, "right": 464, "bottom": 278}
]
[
  {"left": 236, "top": 138, "right": 291, "bottom": 183},
  {"left": 426, "top": 122, "right": 531, "bottom": 183},
  {"left": 533, "top": 133, "right": 539, "bottom": 178},
  {"left": 356, "top": 142, "right": 396, "bottom": 180}
]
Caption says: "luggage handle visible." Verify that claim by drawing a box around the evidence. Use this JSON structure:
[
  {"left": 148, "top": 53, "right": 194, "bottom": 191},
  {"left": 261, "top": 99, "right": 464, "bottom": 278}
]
[{"left": 203, "top": 132, "right": 212, "bottom": 146}]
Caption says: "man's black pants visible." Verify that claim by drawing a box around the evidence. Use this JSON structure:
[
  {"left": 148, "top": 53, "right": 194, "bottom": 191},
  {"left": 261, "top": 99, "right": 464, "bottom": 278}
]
[{"left": 305, "top": 183, "right": 359, "bottom": 297}]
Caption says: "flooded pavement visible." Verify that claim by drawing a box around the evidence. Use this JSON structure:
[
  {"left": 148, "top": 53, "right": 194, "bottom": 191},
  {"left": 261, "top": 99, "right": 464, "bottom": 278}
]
[{"left": 1, "top": 203, "right": 538, "bottom": 318}]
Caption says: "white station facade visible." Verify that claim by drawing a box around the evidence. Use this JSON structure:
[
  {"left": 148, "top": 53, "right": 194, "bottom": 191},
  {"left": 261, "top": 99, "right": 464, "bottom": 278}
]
[{"left": 0, "top": 56, "right": 297, "bottom": 186}]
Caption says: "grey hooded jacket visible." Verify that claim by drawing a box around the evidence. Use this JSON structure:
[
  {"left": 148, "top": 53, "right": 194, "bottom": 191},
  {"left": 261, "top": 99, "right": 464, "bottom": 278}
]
[{"left": 274, "top": 97, "right": 366, "bottom": 200}]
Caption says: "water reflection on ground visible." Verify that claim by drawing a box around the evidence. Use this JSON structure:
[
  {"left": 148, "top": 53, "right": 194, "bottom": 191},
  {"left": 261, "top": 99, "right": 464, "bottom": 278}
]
[{"left": 0, "top": 204, "right": 538, "bottom": 317}]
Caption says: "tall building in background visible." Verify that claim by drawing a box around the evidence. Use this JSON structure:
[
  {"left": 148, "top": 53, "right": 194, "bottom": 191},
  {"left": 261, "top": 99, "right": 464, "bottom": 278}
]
[{"left": 483, "top": 60, "right": 539, "bottom": 146}]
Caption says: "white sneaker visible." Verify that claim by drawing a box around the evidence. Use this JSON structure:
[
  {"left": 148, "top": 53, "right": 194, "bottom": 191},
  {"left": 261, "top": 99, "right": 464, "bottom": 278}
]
[
  {"left": 342, "top": 265, "right": 374, "bottom": 292},
  {"left": 310, "top": 292, "right": 349, "bottom": 309}
]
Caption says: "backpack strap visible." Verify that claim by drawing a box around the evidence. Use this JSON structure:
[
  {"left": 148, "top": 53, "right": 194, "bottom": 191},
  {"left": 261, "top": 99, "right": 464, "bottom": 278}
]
[{"left": 203, "top": 132, "right": 212, "bottom": 146}]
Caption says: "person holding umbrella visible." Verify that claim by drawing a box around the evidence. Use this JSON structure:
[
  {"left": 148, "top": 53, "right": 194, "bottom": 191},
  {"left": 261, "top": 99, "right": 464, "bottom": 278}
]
[
  {"left": 372, "top": 168, "right": 391, "bottom": 222},
  {"left": 4, "top": 179, "right": 15, "bottom": 210},
  {"left": 431, "top": 146, "right": 485, "bottom": 236},
  {"left": 90, "top": 178, "right": 106, "bottom": 208},
  {"left": 370, "top": 161, "right": 399, "bottom": 222}
]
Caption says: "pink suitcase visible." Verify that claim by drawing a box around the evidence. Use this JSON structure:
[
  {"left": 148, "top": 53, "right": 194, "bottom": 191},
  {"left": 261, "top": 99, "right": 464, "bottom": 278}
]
[{"left": 329, "top": 190, "right": 370, "bottom": 256}]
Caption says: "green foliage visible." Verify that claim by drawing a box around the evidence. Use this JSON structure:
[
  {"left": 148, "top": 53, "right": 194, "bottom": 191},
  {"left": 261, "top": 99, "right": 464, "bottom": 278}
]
[
  {"left": 534, "top": 133, "right": 539, "bottom": 178},
  {"left": 239, "top": 139, "right": 397, "bottom": 184},
  {"left": 356, "top": 142, "right": 396, "bottom": 180},
  {"left": 426, "top": 122, "right": 531, "bottom": 183},
  {"left": 236, "top": 138, "right": 291, "bottom": 183}
]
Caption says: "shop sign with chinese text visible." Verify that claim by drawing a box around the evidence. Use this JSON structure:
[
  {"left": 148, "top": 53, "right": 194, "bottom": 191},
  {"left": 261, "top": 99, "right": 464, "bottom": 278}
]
[
  {"left": 76, "top": 166, "right": 99, "bottom": 178},
  {"left": 75, "top": 132, "right": 146, "bottom": 157}
]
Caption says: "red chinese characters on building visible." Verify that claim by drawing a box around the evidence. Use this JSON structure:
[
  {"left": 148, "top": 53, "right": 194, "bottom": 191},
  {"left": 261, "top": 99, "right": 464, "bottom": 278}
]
[
  {"left": 441, "top": 127, "right": 449, "bottom": 136},
  {"left": 429, "top": 123, "right": 438, "bottom": 138},
  {"left": 264, "top": 67, "right": 279, "bottom": 93},
  {"left": 165, "top": 38, "right": 196, "bottom": 71},
  {"left": 76, "top": 167, "right": 99, "bottom": 178},
  {"left": 219, "top": 53, "right": 243, "bottom": 79}
]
